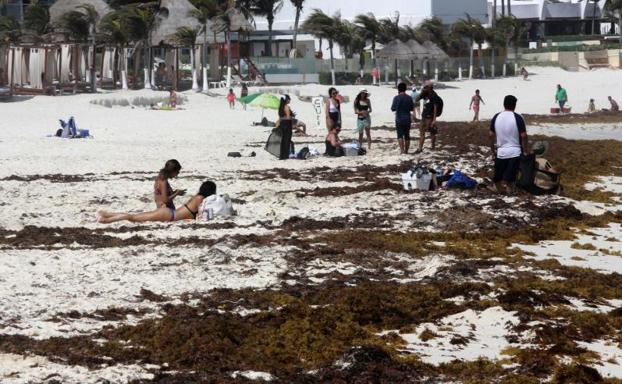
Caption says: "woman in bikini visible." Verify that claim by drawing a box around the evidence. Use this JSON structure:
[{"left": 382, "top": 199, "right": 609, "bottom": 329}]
[
  {"left": 154, "top": 159, "right": 185, "bottom": 217},
  {"left": 325, "top": 87, "right": 341, "bottom": 131},
  {"left": 97, "top": 181, "right": 216, "bottom": 224},
  {"left": 354, "top": 89, "right": 372, "bottom": 149}
]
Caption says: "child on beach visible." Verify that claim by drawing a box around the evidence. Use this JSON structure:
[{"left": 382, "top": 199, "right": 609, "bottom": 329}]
[
  {"left": 609, "top": 96, "right": 619, "bottom": 112},
  {"left": 470, "top": 89, "right": 485, "bottom": 122},
  {"left": 98, "top": 181, "right": 216, "bottom": 224},
  {"left": 587, "top": 99, "right": 596, "bottom": 114},
  {"left": 169, "top": 88, "right": 177, "bottom": 109},
  {"left": 240, "top": 83, "right": 248, "bottom": 110},
  {"left": 154, "top": 160, "right": 186, "bottom": 216},
  {"left": 227, "top": 89, "right": 236, "bottom": 109}
]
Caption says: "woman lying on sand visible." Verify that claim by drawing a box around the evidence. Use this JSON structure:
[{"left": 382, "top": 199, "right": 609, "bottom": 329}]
[{"left": 97, "top": 181, "right": 216, "bottom": 224}]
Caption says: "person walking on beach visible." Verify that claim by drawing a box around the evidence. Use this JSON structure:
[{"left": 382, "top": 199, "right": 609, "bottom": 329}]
[
  {"left": 489, "top": 95, "right": 529, "bottom": 194},
  {"left": 240, "top": 83, "right": 249, "bottom": 110},
  {"left": 608, "top": 96, "right": 619, "bottom": 112},
  {"left": 278, "top": 95, "right": 294, "bottom": 160},
  {"left": 391, "top": 82, "right": 415, "bottom": 154},
  {"left": 470, "top": 89, "right": 485, "bottom": 122},
  {"left": 415, "top": 82, "right": 442, "bottom": 154},
  {"left": 354, "top": 89, "right": 373, "bottom": 149},
  {"left": 227, "top": 89, "right": 236, "bottom": 109},
  {"left": 555, "top": 84, "right": 568, "bottom": 110},
  {"left": 98, "top": 181, "right": 216, "bottom": 224},
  {"left": 154, "top": 159, "right": 186, "bottom": 217},
  {"left": 325, "top": 87, "right": 342, "bottom": 131}
]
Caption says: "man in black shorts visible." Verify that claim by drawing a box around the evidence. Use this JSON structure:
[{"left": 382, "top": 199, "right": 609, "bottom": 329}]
[
  {"left": 490, "top": 95, "right": 529, "bottom": 193},
  {"left": 415, "top": 82, "right": 442, "bottom": 154},
  {"left": 391, "top": 82, "right": 415, "bottom": 154}
]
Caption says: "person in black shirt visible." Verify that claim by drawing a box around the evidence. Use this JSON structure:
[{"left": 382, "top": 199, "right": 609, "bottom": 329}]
[
  {"left": 391, "top": 83, "right": 415, "bottom": 154},
  {"left": 415, "top": 82, "right": 441, "bottom": 154}
]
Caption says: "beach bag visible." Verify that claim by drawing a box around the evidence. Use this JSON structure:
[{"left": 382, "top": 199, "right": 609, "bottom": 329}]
[
  {"left": 343, "top": 143, "right": 361, "bottom": 157},
  {"left": 445, "top": 170, "right": 477, "bottom": 189},
  {"left": 198, "top": 194, "right": 234, "bottom": 220},
  {"left": 297, "top": 147, "right": 310, "bottom": 160},
  {"left": 517, "top": 154, "right": 562, "bottom": 195},
  {"left": 402, "top": 166, "right": 432, "bottom": 191}
]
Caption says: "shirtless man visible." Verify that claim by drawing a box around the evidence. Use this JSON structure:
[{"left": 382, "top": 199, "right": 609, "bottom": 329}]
[{"left": 469, "top": 89, "right": 485, "bottom": 122}]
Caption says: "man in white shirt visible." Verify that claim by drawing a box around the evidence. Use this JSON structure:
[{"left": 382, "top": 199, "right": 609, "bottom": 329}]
[{"left": 490, "top": 95, "right": 529, "bottom": 193}]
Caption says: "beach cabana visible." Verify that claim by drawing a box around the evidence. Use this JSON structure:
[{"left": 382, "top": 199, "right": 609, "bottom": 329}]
[
  {"left": 421, "top": 41, "right": 449, "bottom": 80},
  {"left": 405, "top": 39, "right": 430, "bottom": 78},
  {"left": 49, "top": 0, "right": 111, "bottom": 93},
  {"left": 377, "top": 39, "right": 418, "bottom": 87}
]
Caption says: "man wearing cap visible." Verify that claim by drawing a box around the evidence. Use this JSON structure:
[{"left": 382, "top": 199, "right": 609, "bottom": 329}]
[
  {"left": 391, "top": 82, "right": 415, "bottom": 154},
  {"left": 415, "top": 81, "right": 442, "bottom": 154},
  {"left": 490, "top": 95, "right": 529, "bottom": 193}
]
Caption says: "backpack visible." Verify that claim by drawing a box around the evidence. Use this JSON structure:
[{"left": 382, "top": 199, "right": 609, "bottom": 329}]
[
  {"left": 198, "top": 194, "right": 234, "bottom": 220},
  {"left": 434, "top": 95, "right": 444, "bottom": 117},
  {"left": 517, "top": 154, "right": 562, "bottom": 195}
]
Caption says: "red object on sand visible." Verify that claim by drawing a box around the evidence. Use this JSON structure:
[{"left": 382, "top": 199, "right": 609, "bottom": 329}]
[
  {"left": 562, "top": 107, "right": 571, "bottom": 113},
  {"left": 550, "top": 107, "right": 560, "bottom": 114}
]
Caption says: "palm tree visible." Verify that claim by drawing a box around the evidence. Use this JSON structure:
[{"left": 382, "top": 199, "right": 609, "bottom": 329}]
[
  {"left": 354, "top": 13, "right": 380, "bottom": 68},
  {"left": 189, "top": 0, "right": 222, "bottom": 90},
  {"left": 378, "top": 16, "right": 399, "bottom": 45},
  {"left": 290, "top": 0, "right": 305, "bottom": 56},
  {"left": 77, "top": 4, "right": 100, "bottom": 93},
  {"left": 605, "top": 0, "right": 622, "bottom": 44},
  {"left": 495, "top": 16, "right": 517, "bottom": 76},
  {"left": 486, "top": 24, "right": 506, "bottom": 77},
  {"left": 249, "top": 0, "right": 283, "bottom": 57},
  {"left": 0, "top": 15, "right": 20, "bottom": 42},
  {"left": 100, "top": 10, "right": 129, "bottom": 88},
  {"left": 23, "top": 1, "right": 50, "bottom": 38},
  {"left": 57, "top": 9, "right": 91, "bottom": 87},
  {"left": 171, "top": 26, "right": 200, "bottom": 90},
  {"left": 302, "top": 9, "right": 336, "bottom": 84},
  {"left": 333, "top": 15, "right": 355, "bottom": 71},
  {"left": 453, "top": 14, "right": 485, "bottom": 79},
  {"left": 122, "top": 3, "right": 157, "bottom": 89},
  {"left": 416, "top": 18, "right": 447, "bottom": 50}
]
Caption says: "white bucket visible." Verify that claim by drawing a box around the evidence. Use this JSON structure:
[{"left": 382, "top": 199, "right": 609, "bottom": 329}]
[{"left": 402, "top": 171, "right": 432, "bottom": 191}]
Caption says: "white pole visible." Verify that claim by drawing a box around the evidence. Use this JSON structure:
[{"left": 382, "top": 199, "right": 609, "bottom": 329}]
[
  {"left": 226, "top": 66, "right": 232, "bottom": 89},
  {"left": 143, "top": 68, "right": 150, "bottom": 89},
  {"left": 192, "top": 69, "right": 199, "bottom": 91},
  {"left": 514, "top": 62, "right": 518, "bottom": 76},
  {"left": 491, "top": 63, "right": 495, "bottom": 78},
  {"left": 330, "top": 69, "right": 335, "bottom": 85},
  {"left": 434, "top": 65, "right": 439, "bottom": 82},
  {"left": 121, "top": 70, "right": 128, "bottom": 90},
  {"left": 151, "top": 69, "right": 156, "bottom": 89},
  {"left": 202, "top": 67, "right": 208, "bottom": 92},
  {"left": 469, "top": 64, "right": 473, "bottom": 79},
  {"left": 458, "top": 65, "right": 463, "bottom": 81},
  {"left": 502, "top": 62, "right": 507, "bottom": 77}
]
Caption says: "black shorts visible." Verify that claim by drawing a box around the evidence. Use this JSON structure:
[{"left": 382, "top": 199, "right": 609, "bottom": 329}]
[
  {"left": 494, "top": 156, "right": 521, "bottom": 183},
  {"left": 328, "top": 112, "right": 341, "bottom": 129},
  {"left": 421, "top": 118, "right": 438, "bottom": 135},
  {"left": 396, "top": 123, "right": 411, "bottom": 140}
]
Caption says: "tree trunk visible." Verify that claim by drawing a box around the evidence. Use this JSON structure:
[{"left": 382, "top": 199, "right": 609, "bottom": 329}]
[
  {"left": 267, "top": 18, "right": 273, "bottom": 56},
  {"left": 73, "top": 44, "right": 80, "bottom": 86},
  {"left": 372, "top": 40, "right": 377, "bottom": 67},
  {"left": 90, "top": 26, "right": 96, "bottom": 93},
  {"left": 501, "top": 0, "right": 505, "bottom": 17},
  {"left": 143, "top": 39, "right": 150, "bottom": 88},
  {"left": 113, "top": 46, "right": 118, "bottom": 87},
  {"left": 329, "top": 40, "right": 335, "bottom": 85},
  {"left": 619, "top": 14, "right": 622, "bottom": 45},
  {"left": 133, "top": 45, "right": 140, "bottom": 89},
  {"left": 468, "top": 38, "right": 474, "bottom": 79},
  {"left": 493, "top": 0, "right": 497, "bottom": 26},
  {"left": 478, "top": 44, "right": 485, "bottom": 78},
  {"left": 508, "top": 0, "right": 511, "bottom": 16},
  {"left": 292, "top": 7, "right": 301, "bottom": 53},
  {"left": 226, "top": 30, "right": 232, "bottom": 88}
]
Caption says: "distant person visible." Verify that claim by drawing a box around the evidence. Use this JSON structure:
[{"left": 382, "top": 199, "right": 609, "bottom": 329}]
[
  {"left": 411, "top": 86, "right": 421, "bottom": 120},
  {"left": 469, "top": 89, "right": 485, "bottom": 122},
  {"left": 278, "top": 94, "right": 293, "bottom": 160},
  {"left": 608, "top": 96, "right": 619, "bottom": 112},
  {"left": 489, "top": 95, "right": 529, "bottom": 194},
  {"left": 415, "top": 81, "right": 443, "bottom": 154},
  {"left": 292, "top": 118, "right": 307, "bottom": 136},
  {"left": 587, "top": 98, "right": 597, "bottom": 114},
  {"left": 227, "top": 88, "right": 236, "bottom": 109},
  {"left": 155, "top": 63, "right": 166, "bottom": 90},
  {"left": 354, "top": 89, "right": 373, "bottom": 149},
  {"left": 325, "top": 125, "right": 344, "bottom": 157},
  {"left": 240, "top": 83, "right": 249, "bottom": 110},
  {"left": 391, "top": 82, "right": 415, "bottom": 154},
  {"left": 555, "top": 84, "right": 568, "bottom": 110},
  {"left": 325, "top": 87, "right": 341, "bottom": 131},
  {"left": 371, "top": 67, "right": 380, "bottom": 86},
  {"left": 97, "top": 181, "right": 216, "bottom": 224},
  {"left": 520, "top": 67, "right": 529, "bottom": 81},
  {"left": 154, "top": 159, "right": 185, "bottom": 214},
  {"left": 168, "top": 88, "right": 177, "bottom": 109}
]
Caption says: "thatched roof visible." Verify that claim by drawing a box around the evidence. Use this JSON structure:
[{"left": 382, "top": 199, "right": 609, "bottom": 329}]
[
  {"left": 405, "top": 40, "right": 430, "bottom": 58},
  {"left": 422, "top": 41, "right": 449, "bottom": 61},
  {"left": 376, "top": 40, "right": 417, "bottom": 60},
  {"left": 49, "top": 0, "right": 111, "bottom": 25},
  {"left": 151, "top": 0, "right": 201, "bottom": 46}
]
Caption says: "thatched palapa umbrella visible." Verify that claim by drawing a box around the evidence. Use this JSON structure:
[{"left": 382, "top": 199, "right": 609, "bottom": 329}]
[
  {"left": 151, "top": 0, "right": 201, "bottom": 91},
  {"left": 377, "top": 39, "right": 418, "bottom": 87}
]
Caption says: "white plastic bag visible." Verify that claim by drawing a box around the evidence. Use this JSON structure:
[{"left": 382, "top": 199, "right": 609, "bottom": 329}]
[{"left": 198, "top": 194, "right": 234, "bottom": 220}]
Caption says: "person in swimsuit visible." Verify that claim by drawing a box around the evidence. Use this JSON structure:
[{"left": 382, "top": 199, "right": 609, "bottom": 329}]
[
  {"left": 154, "top": 159, "right": 185, "bottom": 219},
  {"left": 469, "top": 89, "right": 485, "bottom": 122},
  {"left": 325, "top": 126, "right": 344, "bottom": 157},
  {"left": 227, "top": 88, "right": 236, "bottom": 109},
  {"left": 97, "top": 181, "right": 216, "bottom": 224},
  {"left": 354, "top": 89, "right": 372, "bottom": 149},
  {"left": 325, "top": 87, "right": 341, "bottom": 131},
  {"left": 169, "top": 88, "right": 177, "bottom": 109}
]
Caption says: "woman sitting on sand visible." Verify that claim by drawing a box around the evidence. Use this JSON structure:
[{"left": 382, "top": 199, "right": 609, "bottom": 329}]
[
  {"left": 325, "top": 126, "right": 344, "bottom": 157},
  {"left": 154, "top": 159, "right": 186, "bottom": 213},
  {"left": 97, "top": 181, "right": 216, "bottom": 224}
]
